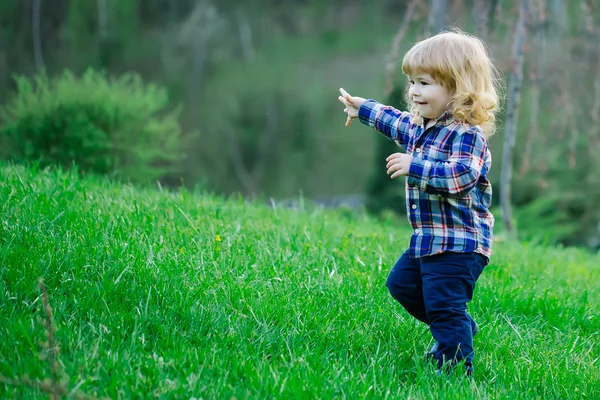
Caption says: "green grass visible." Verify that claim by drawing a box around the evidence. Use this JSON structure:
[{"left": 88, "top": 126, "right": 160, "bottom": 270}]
[{"left": 1, "top": 163, "right": 599, "bottom": 399}]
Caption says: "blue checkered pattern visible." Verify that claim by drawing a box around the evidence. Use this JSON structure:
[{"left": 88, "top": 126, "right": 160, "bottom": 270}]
[{"left": 359, "top": 99, "right": 494, "bottom": 260}]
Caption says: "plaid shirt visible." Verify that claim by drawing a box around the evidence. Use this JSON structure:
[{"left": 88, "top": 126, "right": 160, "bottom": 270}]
[{"left": 359, "top": 100, "right": 494, "bottom": 260}]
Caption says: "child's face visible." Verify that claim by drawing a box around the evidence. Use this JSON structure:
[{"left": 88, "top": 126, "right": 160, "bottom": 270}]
[{"left": 408, "top": 73, "right": 453, "bottom": 120}]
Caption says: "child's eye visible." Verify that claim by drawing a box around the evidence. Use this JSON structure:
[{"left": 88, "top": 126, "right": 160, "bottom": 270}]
[
  {"left": 421, "top": 81, "right": 429, "bottom": 86},
  {"left": 409, "top": 80, "right": 415, "bottom": 84}
]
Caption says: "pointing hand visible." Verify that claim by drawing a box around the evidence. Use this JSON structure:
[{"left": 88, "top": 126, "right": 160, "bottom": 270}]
[{"left": 338, "top": 88, "right": 366, "bottom": 127}]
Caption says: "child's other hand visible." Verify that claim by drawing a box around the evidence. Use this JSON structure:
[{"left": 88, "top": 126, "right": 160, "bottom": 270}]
[
  {"left": 386, "top": 153, "right": 413, "bottom": 179},
  {"left": 338, "top": 88, "right": 366, "bottom": 127}
]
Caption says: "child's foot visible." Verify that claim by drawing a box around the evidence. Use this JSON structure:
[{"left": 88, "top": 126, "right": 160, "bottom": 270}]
[
  {"left": 425, "top": 321, "right": 479, "bottom": 360},
  {"left": 465, "top": 362, "right": 474, "bottom": 377},
  {"left": 425, "top": 341, "right": 439, "bottom": 361},
  {"left": 435, "top": 363, "right": 474, "bottom": 378}
]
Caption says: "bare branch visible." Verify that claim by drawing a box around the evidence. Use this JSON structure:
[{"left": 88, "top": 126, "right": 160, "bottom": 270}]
[
  {"left": 40, "top": 280, "right": 60, "bottom": 399},
  {"left": 0, "top": 375, "right": 99, "bottom": 400},
  {"left": 384, "top": 0, "right": 419, "bottom": 95},
  {"left": 180, "top": 3, "right": 222, "bottom": 106},
  {"left": 0, "top": 279, "right": 101, "bottom": 400}
]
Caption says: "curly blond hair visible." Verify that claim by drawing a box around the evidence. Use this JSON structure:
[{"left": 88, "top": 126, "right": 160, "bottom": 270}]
[{"left": 401, "top": 29, "right": 502, "bottom": 137}]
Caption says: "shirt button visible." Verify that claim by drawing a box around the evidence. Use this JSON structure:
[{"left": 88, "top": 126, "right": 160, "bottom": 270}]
[
  {"left": 415, "top": 229, "right": 420, "bottom": 234},
  {"left": 411, "top": 204, "right": 417, "bottom": 210},
  {"left": 415, "top": 148, "right": 422, "bottom": 153}
]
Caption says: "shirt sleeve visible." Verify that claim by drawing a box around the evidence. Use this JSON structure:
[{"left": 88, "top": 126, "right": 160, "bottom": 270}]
[
  {"left": 407, "top": 128, "right": 487, "bottom": 199},
  {"left": 358, "top": 99, "right": 413, "bottom": 151}
]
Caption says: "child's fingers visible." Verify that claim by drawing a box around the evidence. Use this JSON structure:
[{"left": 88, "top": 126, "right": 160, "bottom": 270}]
[
  {"left": 390, "top": 169, "right": 405, "bottom": 179},
  {"left": 338, "top": 96, "right": 352, "bottom": 108},
  {"left": 345, "top": 116, "right": 352, "bottom": 127},
  {"left": 339, "top": 88, "right": 355, "bottom": 104},
  {"left": 386, "top": 162, "right": 401, "bottom": 174},
  {"left": 385, "top": 152, "right": 402, "bottom": 162},
  {"left": 387, "top": 163, "right": 407, "bottom": 178},
  {"left": 386, "top": 157, "right": 404, "bottom": 169}
]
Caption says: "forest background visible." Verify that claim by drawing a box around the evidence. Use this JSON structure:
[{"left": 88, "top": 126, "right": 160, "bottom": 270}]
[{"left": 1, "top": 0, "right": 599, "bottom": 250}]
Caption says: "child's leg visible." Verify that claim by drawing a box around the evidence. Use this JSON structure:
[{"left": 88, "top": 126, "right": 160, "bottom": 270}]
[
  {"left": 386, "top": 251, "right": 429, "bottom": 324},
  {"left": 420, "top": 252, "right": 487, "bottom": 369}
]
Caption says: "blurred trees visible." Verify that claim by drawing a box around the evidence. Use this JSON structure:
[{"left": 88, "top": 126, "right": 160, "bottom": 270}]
[{"left": 0, "top": 0, "right": 599, "bottom": 250}]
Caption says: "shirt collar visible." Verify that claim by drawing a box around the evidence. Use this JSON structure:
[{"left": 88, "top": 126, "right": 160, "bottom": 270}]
[
  {"left": 420, "top": 110, "right": 455, "bottom": 129},
  {"left": 436, "top": 110, "right": 455, "bottom": 126}
]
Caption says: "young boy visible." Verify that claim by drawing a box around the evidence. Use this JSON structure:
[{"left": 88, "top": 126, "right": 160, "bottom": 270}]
[{"left": 338, "top": 29, "right": 500, "bottom": 376}]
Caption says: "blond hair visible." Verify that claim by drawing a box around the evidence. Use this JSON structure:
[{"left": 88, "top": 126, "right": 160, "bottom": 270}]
[{"left": 401, "top": 29, "right": 502, "bottom": 137}]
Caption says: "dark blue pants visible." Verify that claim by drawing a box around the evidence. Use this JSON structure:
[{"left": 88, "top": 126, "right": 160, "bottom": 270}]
[{"left": 386, "top": 251, "right": 487, "bottom": 368}]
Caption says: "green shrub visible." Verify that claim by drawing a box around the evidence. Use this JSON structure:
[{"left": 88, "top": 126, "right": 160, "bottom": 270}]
[{"left": 0, "top": 69, "right": 185, "bottom": 183}]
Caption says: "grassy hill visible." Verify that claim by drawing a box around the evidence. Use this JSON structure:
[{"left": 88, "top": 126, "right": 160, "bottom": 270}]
[{"left": 0, "top": 164, "right": 599, "bottom": 399}]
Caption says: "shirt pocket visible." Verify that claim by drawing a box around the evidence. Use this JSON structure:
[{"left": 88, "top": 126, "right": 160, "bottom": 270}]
[{"left": 422, "top": 143, "right": 452, "bottom": 162}]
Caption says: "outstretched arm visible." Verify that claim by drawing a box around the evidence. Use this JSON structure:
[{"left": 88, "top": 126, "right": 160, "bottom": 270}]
[{"left": 338, "top": 88, "right": 412, "bottom": 151}]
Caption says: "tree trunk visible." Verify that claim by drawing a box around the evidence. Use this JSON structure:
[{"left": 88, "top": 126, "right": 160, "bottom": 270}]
[
  {"left": 225, "top": 10, "right": 274, "bottom": 196},
  {"left": 519, "top": 0, "right": 546, "bottom": 176},
  {"left": 590, "top": 67, "right": 600, "bottom": 160},
  {"left": 582, "top": 0, "right": 600, "bottom": 161},
  {"left": 185, "top": 2, "right": 215, "bottom": 106},
  {"left": 473, "top": 0, "right": 499, "bottom": 37},
  {"left": 501, "top": 0, "right": 529, "bottom": 237},
  {"left": 98, "top": 0, "right": 108, "bottom": 40},
  {"left": 550, "top": 0, "right": 566, "bottom": 35},
  {"left": 188, "top": 40, "right": 206, "bottom": 105},
  {"left": 226, "top": 128, "right": 260, "bottom": 195},
  {"left": 428, "top": 0, "right": 447, "bottom": 35},
  {"left": 236, "top": 9, "right": 254, "bottom": 61},
  {"left": 473, "top": 0, "right": 489, "bottom": 37},
  {"left": 32, "top": 0, "right": 45, "bottom": 71}
]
